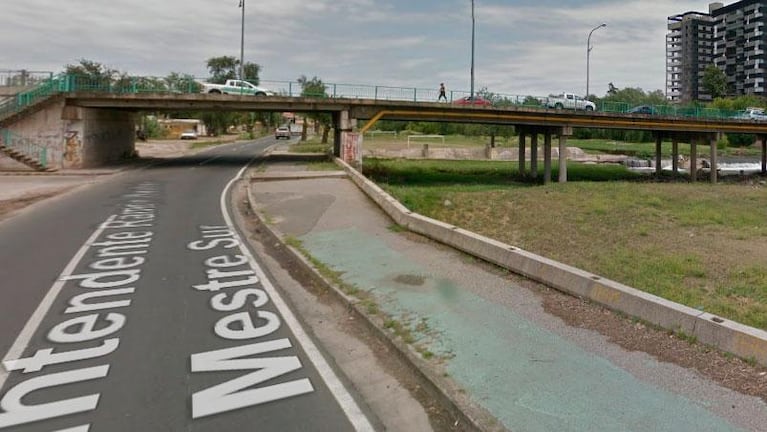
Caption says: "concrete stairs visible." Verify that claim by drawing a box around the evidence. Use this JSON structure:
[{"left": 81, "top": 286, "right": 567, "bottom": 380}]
[{"left": 0, "top": 143, "right": 56, "bottom": 172}]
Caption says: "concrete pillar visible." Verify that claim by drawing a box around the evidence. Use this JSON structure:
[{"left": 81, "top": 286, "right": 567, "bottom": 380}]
[
  {"left": 672, "top": 139, "right": 679, "bottom": 174},
  {"left": 558, "top": 134, "right": 568, "bottom": 183},
  {"left": 332, "top": 110, "right": 355, "bottom": 157},
  {"left": 544, "top": 132, "right": 552, "bottom": 184},
  {"left": 710, "top": 134, "right": 718, "bottom": 184},
  {"left": 530, "top": 133, "right": 539, "bottom": 179},
  {"left": 762, "top": 135, "right": 767, "bottom": 175},
  {"left": 655, "top": 134, "right": 663, "bottom": 176},
  {"left": 332, "top": 113, "right": 342, "bottom": 157},
  {"left": 690, "top": 138, "right": 698, "bottom": 182},
  {"left": 518, "top": 131, "right": 526, "bottom": 176}
]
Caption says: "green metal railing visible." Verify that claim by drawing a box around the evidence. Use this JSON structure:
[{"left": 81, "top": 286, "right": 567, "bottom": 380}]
[
  {"left": 0, "top": 73, "right": 759, "bottom": 125},
  {"left": 0, "top": 128, "right": 48, "bottom": 168}
]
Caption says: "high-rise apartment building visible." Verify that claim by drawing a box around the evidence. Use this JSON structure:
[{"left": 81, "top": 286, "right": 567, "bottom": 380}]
[
  {"left": 666, "top": 10, "right": 715, "bottom": 102},
  {"left": 666, "top": 1, "right": 767, "bottom": 102},
  {"left": 712, "top": 0, "right": 767, "bottom": 96}
]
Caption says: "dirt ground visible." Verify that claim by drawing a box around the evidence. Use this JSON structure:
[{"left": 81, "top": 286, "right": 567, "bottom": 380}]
[{"left": 533, "top": 277, "right": 767, "bottom": 403}]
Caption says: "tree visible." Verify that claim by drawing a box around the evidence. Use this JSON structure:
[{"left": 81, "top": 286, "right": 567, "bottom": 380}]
[
  {"left": 702, "top": 65, "right": 728, "bottom": 99},
  {"left": 205, "top": 56, "right": 261, "bottom": 84},
  {"left": 297, "top": 75, "right": 333, "bottom": 143},
  {"left": 64, "top": 59, "right": 121, "bottom": 80}
]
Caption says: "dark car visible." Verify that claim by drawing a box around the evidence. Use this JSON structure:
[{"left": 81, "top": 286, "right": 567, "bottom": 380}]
[
  {"left": 628, "top": 105, "right": 655, "bottom": 115},
  {"left": 452, "top": 96, "right": 492, "bottom": 107}
]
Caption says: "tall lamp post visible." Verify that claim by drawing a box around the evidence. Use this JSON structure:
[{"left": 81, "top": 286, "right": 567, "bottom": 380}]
[
  {"left": 470, "top": 0, "right": 476, "bottom": 99},
  {"left": 586, "top": 23, "right": 606, "bottom": 100},
  {"left": 239, "top": 0, "right": 245, "bottom": 80}
]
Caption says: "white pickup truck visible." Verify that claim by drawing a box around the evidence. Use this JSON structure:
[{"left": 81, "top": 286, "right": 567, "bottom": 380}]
[
  {"left": 545, "top": 92, "right": 596, "bottom": 111},
  {"left": 198, "top": 79, "right": 273, "bottom": 96}
]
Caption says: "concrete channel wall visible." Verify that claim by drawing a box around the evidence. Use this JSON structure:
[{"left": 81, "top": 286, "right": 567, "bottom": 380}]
[{"left": 336, "top": 158, "right": 767, "bottom": 367}]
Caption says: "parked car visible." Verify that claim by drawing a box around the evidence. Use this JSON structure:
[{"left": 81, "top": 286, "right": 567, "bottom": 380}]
[
  {"left": 628, "top": 105, "right": 656, "bottom": 115},
  {"left": 275, "top": 126, "right": 291, "bottom": 139},
  {"left": 180, "top": 129, "right": 198, "bottom": 140},
  {"left": 453, "top": 96, "right": 492, "bottom": 107},
  {"left": 733, "top": 107, "right": 767, "bottom": 121}
]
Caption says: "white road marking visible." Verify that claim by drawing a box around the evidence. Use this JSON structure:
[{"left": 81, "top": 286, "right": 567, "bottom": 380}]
[
  {"left": 221, "top": 164, "right": 375, "bottom": 432},
  {"left": 0, "top": 216, "right": 117, "bottom": 390}
]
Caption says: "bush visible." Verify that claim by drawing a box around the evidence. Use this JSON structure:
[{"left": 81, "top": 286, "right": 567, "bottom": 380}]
[
  {"left": 726, "top": 133, "right": 756, "bottom": 147},
  {"left": 716, "top": 136, "right": 729, "bottom": 151}
]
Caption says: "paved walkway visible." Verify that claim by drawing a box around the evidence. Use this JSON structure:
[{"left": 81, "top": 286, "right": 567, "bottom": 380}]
[{"left": 248, "top": 161, "right": 767, "bottom": 432}]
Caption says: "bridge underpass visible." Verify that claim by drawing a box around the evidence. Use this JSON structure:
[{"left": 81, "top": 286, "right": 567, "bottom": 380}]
[{"left": 3, "top": 92, "right": 767, "bottom": 183}]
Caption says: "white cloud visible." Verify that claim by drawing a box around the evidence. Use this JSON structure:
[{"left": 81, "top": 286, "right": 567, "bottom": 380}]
[{"left": 0, "top": 0, "right": 719, "bottom": 97}]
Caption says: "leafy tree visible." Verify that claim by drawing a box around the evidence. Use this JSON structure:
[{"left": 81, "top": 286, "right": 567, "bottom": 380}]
[
  {"left": 64, "top": 59, "right": 121, "bottom": 80},
  {"left": 205, "top": 56, "right": 261, "bottom": 84},
  {"left": 166, "top": 72, "right": 201, "bottom": 94},
  {"left": 206, "top": 56, "right": 238, "bottom": 84},
  {"left": 702, "top": 65, "right": 728, "bottom": 99},
  {"left": 297, "top": 75, "right": 333, "bottom": 142}
]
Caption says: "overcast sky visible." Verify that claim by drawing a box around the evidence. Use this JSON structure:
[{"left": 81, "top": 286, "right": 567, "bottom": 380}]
[{"left": 1, "top": 0, "right": 715, "bottom": 97}]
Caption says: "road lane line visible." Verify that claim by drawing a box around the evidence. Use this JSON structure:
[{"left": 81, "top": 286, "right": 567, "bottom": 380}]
[
  {"left": 0, "top": 215, "right": 117, "bottom": 390},
  {"left": 221, "top": 164, "right": 375, "bottom": 432}
]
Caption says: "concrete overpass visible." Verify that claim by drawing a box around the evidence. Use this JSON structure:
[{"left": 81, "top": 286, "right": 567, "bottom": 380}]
[{"left": 3, "top": 91, "right": 767, "bottom": 182}]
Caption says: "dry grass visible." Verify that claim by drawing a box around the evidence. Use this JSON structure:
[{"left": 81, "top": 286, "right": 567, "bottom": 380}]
[{"left": 369, "top": 159, "right": 767, "bottom": 330}]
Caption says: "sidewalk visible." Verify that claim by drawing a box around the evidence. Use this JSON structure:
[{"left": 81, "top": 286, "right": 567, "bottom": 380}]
[{"left": 247, "top": 160, "right": 767, "bottom": 432}]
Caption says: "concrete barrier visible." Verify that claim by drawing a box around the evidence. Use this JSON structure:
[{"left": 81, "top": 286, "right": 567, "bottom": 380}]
[{"left": 336, "top": 158, "right": 767, "bottom": 367}]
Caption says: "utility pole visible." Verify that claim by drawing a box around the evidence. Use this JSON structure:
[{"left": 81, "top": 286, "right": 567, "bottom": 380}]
[
  {"left": 239, "top": 0, "right": 245, "bottom": 80},
  {"left": 470, "top": 0, "right": 475, "bottom": 99},
  {"left": 586, "top": 23, "right": 606, "bottom": 100}
]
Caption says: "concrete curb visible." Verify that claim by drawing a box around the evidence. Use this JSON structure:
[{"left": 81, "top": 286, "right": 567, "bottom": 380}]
[
  {"left": 335, "top": 158, "right": 767, "bottom": 367},
  {"left": 251, "top": 171, "right": 348, "bottom": 182},
  {"left": 244, "top": 179, "right": 501, "bottom": 432}
]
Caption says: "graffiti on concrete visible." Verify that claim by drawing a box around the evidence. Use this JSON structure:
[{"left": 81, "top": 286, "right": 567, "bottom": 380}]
[{"left": 64, "top": 130, "right": 82, "bottom": 166}]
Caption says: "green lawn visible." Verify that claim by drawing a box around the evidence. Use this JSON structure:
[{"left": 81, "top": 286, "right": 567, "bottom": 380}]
[{"left": 363, "top": 158, "right": 767, "bottom": 330}]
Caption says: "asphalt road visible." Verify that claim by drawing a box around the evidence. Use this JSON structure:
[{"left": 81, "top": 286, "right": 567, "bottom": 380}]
[{"left": 0, "top": 139, "right": 373, "bottom": 431}]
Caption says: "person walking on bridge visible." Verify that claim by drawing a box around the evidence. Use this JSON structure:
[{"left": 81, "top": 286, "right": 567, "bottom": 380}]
[{"left": 438, "top": 83, "right": 447, "bottom": 102}]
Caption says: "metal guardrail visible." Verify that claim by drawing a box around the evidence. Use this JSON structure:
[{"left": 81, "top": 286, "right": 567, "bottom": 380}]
[
  {"left": 0, "top": 128, "right": 48, "bottom": 168},
  {"left": 0, "top": 72, "right": 755, "bottom": 125},
  {"left": 0, "top": 70, "right": 54, "bottom": 87}
]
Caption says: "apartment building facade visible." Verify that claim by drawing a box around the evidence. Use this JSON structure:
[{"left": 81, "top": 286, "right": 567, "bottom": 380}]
[{"left": 667, "top": 1, "right": 767, "bottom": 102}]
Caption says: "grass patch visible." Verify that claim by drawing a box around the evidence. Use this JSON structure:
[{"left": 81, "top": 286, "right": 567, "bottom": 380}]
[
  {"left": 306, "top": 161, "right": 340, "bottom": 171},
  {"left": 288, "top": 137, "right": 332, "bottom": 154},
  {"left": 365, "top": 159, "right": 767, "bottom": 330},
  {"left": 285, "top": 234, "right": 441, "bottom": 359}
]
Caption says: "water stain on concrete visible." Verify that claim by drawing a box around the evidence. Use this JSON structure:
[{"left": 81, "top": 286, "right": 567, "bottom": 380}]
[{"left": 394, "top": 274, "right": 426, "bottom": 286}]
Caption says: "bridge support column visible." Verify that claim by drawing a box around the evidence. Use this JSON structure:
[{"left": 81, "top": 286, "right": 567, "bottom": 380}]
[
  {"left": 761, "top": 135, "right": 767, "bottom": 175},
  {"left": 672, "top": 139, "right": 679, "bottom": 175},
  {"left": 518, "top": 131, "right": 526, "bottom": 176},
  {"left": 690, "top": 137, "right": 698, "bottom": 182},
  {"left": 530, "top": 133, "right": 539, "bottom": 179},
  {"left": 710, "top": 133, "right": 720, "bottom": 184},
  {"left": 558, "top": 126, "right": 572, "bottom": 183},
  {"left": 544, "top": 132, "right": 552, "bottom": 185},
  {"left": 654, "top": 133, "right": 663, "bottom": 176},
  {"left": 333, "top": 110, "right": 356, "bottom": 158}
]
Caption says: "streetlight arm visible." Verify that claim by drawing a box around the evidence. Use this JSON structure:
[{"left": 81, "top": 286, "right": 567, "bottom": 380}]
[{"left": 586, "top": 23, "right": 606, "bottom": 100}]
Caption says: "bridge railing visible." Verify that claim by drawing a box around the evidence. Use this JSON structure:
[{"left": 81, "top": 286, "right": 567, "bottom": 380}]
[
  {"left": 0, "top": 128, "right": 48, "bottom": 168},
  {"left": 0, "top": 73, "right": 757, "bottom": 126},
  {"left": 0, "top": 70, "right": 54, "bottom": 87}
]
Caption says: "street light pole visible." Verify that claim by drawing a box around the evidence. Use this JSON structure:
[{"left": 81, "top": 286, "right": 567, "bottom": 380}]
[
  {"left": 470, "top": 0, "right": 475, "bottom": 99},
  {"left": 586, "top": 23, "right": 606, "bottom": 100},
  {"left": 239, "top": 0, "right": 245, "bottom": 80}
]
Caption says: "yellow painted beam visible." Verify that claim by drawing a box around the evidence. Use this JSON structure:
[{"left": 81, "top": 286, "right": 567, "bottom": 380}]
[
  {"left": 358, "top": 111, "right": 388, "bottom": 135},
  {"left": 369, "top": 110, "right": 767, "bottom": 133}
]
